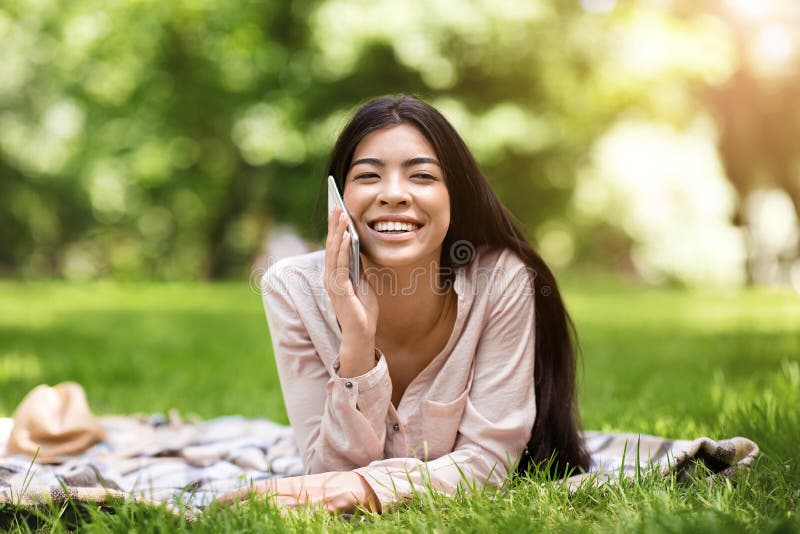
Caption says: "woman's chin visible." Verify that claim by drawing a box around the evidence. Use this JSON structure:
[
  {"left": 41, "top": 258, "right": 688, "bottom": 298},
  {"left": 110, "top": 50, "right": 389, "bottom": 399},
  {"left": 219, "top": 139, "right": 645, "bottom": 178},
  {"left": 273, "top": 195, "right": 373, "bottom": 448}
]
[{"left": 361, "top": 247, "right": 439, "bottom": 270}]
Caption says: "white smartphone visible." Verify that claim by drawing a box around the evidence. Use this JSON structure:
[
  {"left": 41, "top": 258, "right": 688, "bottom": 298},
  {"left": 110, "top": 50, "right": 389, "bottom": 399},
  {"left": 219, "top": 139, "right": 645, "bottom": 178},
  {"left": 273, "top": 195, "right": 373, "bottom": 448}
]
[{"left": 327, "top": 175, "right": 360, "bottom": 286}]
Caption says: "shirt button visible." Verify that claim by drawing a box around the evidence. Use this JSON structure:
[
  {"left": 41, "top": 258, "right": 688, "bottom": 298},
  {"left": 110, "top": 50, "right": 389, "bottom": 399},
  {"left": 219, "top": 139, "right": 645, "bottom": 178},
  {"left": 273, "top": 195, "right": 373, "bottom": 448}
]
[
  {"left": 392, "top": 423, "right": 400, "bottom": 431},
  {"left": 345, "top": 381, "right": 353, "bottom": 389}
]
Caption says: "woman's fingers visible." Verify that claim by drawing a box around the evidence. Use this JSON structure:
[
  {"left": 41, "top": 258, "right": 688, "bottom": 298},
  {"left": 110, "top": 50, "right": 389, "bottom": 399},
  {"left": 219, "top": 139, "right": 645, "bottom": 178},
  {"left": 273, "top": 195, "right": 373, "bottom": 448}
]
[
  {"left": 215, "top": 483, "right": 297, "bottom": 517},
  {"left": 336, "top": 229, "right": 352, "bottom": 292},
  {"left": 325, "top": 208, "right": 348, "bottom": 294},
  {"left": 216, "top": 483, "right": 267, "bottom": 506},
  {"left": 330, "top": 213, "right": 352, "bottom": 297},
  {"left": 324, "top": 206, "right": 341, "bottom": 278}
]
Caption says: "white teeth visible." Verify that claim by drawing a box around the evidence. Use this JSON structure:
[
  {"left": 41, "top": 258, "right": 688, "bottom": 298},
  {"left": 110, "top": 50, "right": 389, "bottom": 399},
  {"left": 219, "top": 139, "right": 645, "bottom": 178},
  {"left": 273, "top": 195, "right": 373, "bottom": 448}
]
[{"left": 373, "top": 221, "right": 419, "bottom": 232}]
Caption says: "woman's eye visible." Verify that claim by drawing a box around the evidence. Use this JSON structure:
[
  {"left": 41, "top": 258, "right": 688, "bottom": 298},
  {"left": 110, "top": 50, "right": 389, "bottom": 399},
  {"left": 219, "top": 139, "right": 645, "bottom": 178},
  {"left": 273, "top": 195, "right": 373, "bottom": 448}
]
[
  {"left": 413, "top": 173, "right": 437, "bottom": 181},
  {"left": 354, "top": 173, "right": 379, "bottom": 180}
]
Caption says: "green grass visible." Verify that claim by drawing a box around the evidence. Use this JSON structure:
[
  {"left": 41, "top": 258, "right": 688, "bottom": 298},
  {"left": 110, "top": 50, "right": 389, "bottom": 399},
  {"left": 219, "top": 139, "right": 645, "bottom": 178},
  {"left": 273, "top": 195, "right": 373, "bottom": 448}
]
[
  {"left": 0, "top": 281, "right": 286, "bottom": 419},
  {"left": 0, "top": 279, "right": 798, "bottom": 532}
]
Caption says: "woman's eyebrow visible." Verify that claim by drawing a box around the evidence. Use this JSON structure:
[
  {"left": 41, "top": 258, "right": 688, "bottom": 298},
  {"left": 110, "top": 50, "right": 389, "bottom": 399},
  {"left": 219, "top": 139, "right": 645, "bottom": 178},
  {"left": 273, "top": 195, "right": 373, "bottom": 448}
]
[{"left": 351, "top": 157, "right": 442, "bottom": 168}]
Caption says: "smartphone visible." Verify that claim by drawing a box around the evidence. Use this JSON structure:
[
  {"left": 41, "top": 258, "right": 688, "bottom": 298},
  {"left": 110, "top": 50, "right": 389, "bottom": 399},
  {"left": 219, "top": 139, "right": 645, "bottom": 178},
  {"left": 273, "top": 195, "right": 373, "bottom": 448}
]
[{"left": 327, "top": 175, "right": 360, "bottom": 286}]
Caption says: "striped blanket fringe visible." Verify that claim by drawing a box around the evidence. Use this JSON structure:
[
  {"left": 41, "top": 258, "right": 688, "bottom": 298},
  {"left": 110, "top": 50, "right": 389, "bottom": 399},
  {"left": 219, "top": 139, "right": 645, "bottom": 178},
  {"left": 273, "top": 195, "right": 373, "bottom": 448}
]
[{"left": 0, "top": 414, "right": 759, "bottom": 515}]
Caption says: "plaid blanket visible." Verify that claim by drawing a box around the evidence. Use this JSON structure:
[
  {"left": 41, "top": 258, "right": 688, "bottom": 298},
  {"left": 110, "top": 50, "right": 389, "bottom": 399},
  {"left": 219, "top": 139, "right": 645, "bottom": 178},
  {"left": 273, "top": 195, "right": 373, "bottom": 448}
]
[{"left": 0, "top": 414, "right": 759, "bottom": 512}]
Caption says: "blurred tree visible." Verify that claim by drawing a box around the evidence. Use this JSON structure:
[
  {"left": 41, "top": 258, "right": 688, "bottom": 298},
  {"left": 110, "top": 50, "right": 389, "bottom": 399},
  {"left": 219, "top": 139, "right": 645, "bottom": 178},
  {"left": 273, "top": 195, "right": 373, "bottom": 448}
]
[
  {"left": 1, "top": 0, "right": 640, "bottom": 279},
  {"left": 694, "top": 0, "right": 800, "bottom": 283},
  {"left": 1, "top": 0, "right": 795, "bottom": 281},
  {"left": 1, "top": 0, "right": 332, "bottom": 278}
]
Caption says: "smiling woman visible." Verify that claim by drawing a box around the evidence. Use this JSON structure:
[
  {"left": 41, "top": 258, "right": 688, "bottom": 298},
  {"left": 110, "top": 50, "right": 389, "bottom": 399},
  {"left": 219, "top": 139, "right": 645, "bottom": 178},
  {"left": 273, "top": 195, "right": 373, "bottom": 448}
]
[{"left": 220, "top": 95, "right": 589, "bottom": 512}]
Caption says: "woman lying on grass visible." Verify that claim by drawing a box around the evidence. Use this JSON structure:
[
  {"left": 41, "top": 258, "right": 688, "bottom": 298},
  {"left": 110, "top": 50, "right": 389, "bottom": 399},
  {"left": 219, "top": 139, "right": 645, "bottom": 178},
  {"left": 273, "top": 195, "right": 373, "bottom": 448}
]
[{"left": 220, "top": 94, "right": 590, "bottom": 512}]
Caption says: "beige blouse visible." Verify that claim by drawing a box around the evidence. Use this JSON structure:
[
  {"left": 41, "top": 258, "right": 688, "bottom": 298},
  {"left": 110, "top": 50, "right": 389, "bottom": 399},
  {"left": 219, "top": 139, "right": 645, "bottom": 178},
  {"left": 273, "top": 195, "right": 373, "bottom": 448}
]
[{"left": 260, "top": 245, "right": 536, "bottom": 509}]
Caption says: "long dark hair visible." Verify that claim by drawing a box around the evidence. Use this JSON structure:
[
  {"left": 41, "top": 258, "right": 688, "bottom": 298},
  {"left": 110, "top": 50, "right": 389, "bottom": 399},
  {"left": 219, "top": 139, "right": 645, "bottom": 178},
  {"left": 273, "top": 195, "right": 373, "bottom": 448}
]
[{"left": 324, "top": 94, "right": 590, "bottom": 476}]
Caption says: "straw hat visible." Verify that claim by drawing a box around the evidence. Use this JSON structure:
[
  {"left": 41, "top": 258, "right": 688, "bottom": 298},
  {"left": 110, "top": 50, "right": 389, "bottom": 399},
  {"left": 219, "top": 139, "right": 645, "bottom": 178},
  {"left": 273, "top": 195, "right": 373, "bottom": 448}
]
[{"left": 7, "top": 382, "right": 106, "bottom": 461}]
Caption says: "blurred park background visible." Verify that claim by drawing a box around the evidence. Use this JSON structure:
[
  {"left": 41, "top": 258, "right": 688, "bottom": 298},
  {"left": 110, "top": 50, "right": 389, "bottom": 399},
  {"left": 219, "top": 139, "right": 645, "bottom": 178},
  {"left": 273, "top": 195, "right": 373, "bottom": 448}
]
[{"left": 1, "top": 0, "right": 799, "bottom": 288}]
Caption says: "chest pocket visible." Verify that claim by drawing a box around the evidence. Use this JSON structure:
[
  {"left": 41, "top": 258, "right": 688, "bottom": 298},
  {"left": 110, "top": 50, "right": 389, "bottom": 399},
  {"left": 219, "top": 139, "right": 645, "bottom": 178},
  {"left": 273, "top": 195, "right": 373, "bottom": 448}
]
[{"left": 419, "top": 387, "right": 470, "bottom": 460}]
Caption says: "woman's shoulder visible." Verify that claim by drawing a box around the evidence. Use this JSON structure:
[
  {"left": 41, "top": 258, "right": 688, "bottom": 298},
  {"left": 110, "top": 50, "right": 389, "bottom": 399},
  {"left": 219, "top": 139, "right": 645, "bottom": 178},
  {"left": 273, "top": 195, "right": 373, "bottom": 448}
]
[
  {"left": 265, "top": 249, "right": 325, "bottom": 273},
  {"left": 468, "top": 245, "right": 529, "bottom": 277},
  {"left": 260, "top": 249, "right": 325, "bottom": 296},
  {"left": 460, "top": 245, "right": 533, "bottom": 298}
]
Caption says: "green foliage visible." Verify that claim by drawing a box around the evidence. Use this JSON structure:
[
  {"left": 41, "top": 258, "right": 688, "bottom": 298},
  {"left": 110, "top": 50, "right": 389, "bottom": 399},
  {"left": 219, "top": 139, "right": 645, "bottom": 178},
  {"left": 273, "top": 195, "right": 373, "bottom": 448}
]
[
  {"left": 1, "top": 0, "right": 743, "bottom": 280},
  {"left": 2, "top": 0, "right": 328, "bottom": 279}
]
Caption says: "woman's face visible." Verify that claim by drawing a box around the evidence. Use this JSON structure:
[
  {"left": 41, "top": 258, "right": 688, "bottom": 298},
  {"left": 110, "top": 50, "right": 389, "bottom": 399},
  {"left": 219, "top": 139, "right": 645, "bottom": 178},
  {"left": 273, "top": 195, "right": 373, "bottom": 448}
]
[{"left": 343, "top": 123, "right": 451, "bottom": 270}]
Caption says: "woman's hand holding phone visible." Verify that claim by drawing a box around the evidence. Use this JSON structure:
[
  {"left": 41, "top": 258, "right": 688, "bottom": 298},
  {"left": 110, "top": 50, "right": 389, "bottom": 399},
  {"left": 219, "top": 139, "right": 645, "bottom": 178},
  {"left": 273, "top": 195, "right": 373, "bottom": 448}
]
[{"left": 324, "top": 206, "right": 379, "bottom": 377}]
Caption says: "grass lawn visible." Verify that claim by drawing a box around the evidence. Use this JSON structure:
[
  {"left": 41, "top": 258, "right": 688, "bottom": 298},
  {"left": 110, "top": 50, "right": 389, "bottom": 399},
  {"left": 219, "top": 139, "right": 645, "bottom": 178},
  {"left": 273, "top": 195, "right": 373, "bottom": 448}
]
[{"left": 0, "top": 279, "right": 798, "bottom": 532}]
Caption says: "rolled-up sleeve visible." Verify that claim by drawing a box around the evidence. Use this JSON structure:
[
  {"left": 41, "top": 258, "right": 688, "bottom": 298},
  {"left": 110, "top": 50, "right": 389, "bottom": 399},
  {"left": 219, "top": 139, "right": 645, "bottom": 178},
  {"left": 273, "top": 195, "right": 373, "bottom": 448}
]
[
  {"left": 353, "top": 264, "right": 536, "bottom": 509},
  {"left": 261, "top": 262, "right": 393, "bottom": 473}
]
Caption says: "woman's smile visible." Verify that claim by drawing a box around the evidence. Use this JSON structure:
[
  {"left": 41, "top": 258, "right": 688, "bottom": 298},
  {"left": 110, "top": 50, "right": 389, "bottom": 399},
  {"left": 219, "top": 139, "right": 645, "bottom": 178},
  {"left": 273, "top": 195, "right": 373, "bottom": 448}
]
[
  {"left": 368, "top": 224, "right": 421, "bottom": 241},
  {"left": 367, "top": 215, "right": 424, "bottom": 241}
]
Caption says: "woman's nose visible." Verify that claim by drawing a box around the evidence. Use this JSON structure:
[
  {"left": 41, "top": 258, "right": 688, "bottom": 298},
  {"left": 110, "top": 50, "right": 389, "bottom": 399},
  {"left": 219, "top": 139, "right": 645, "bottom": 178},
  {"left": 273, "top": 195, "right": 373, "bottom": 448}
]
[{"left": 377, "top": 175, "right": 411, "bottom": 206}]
